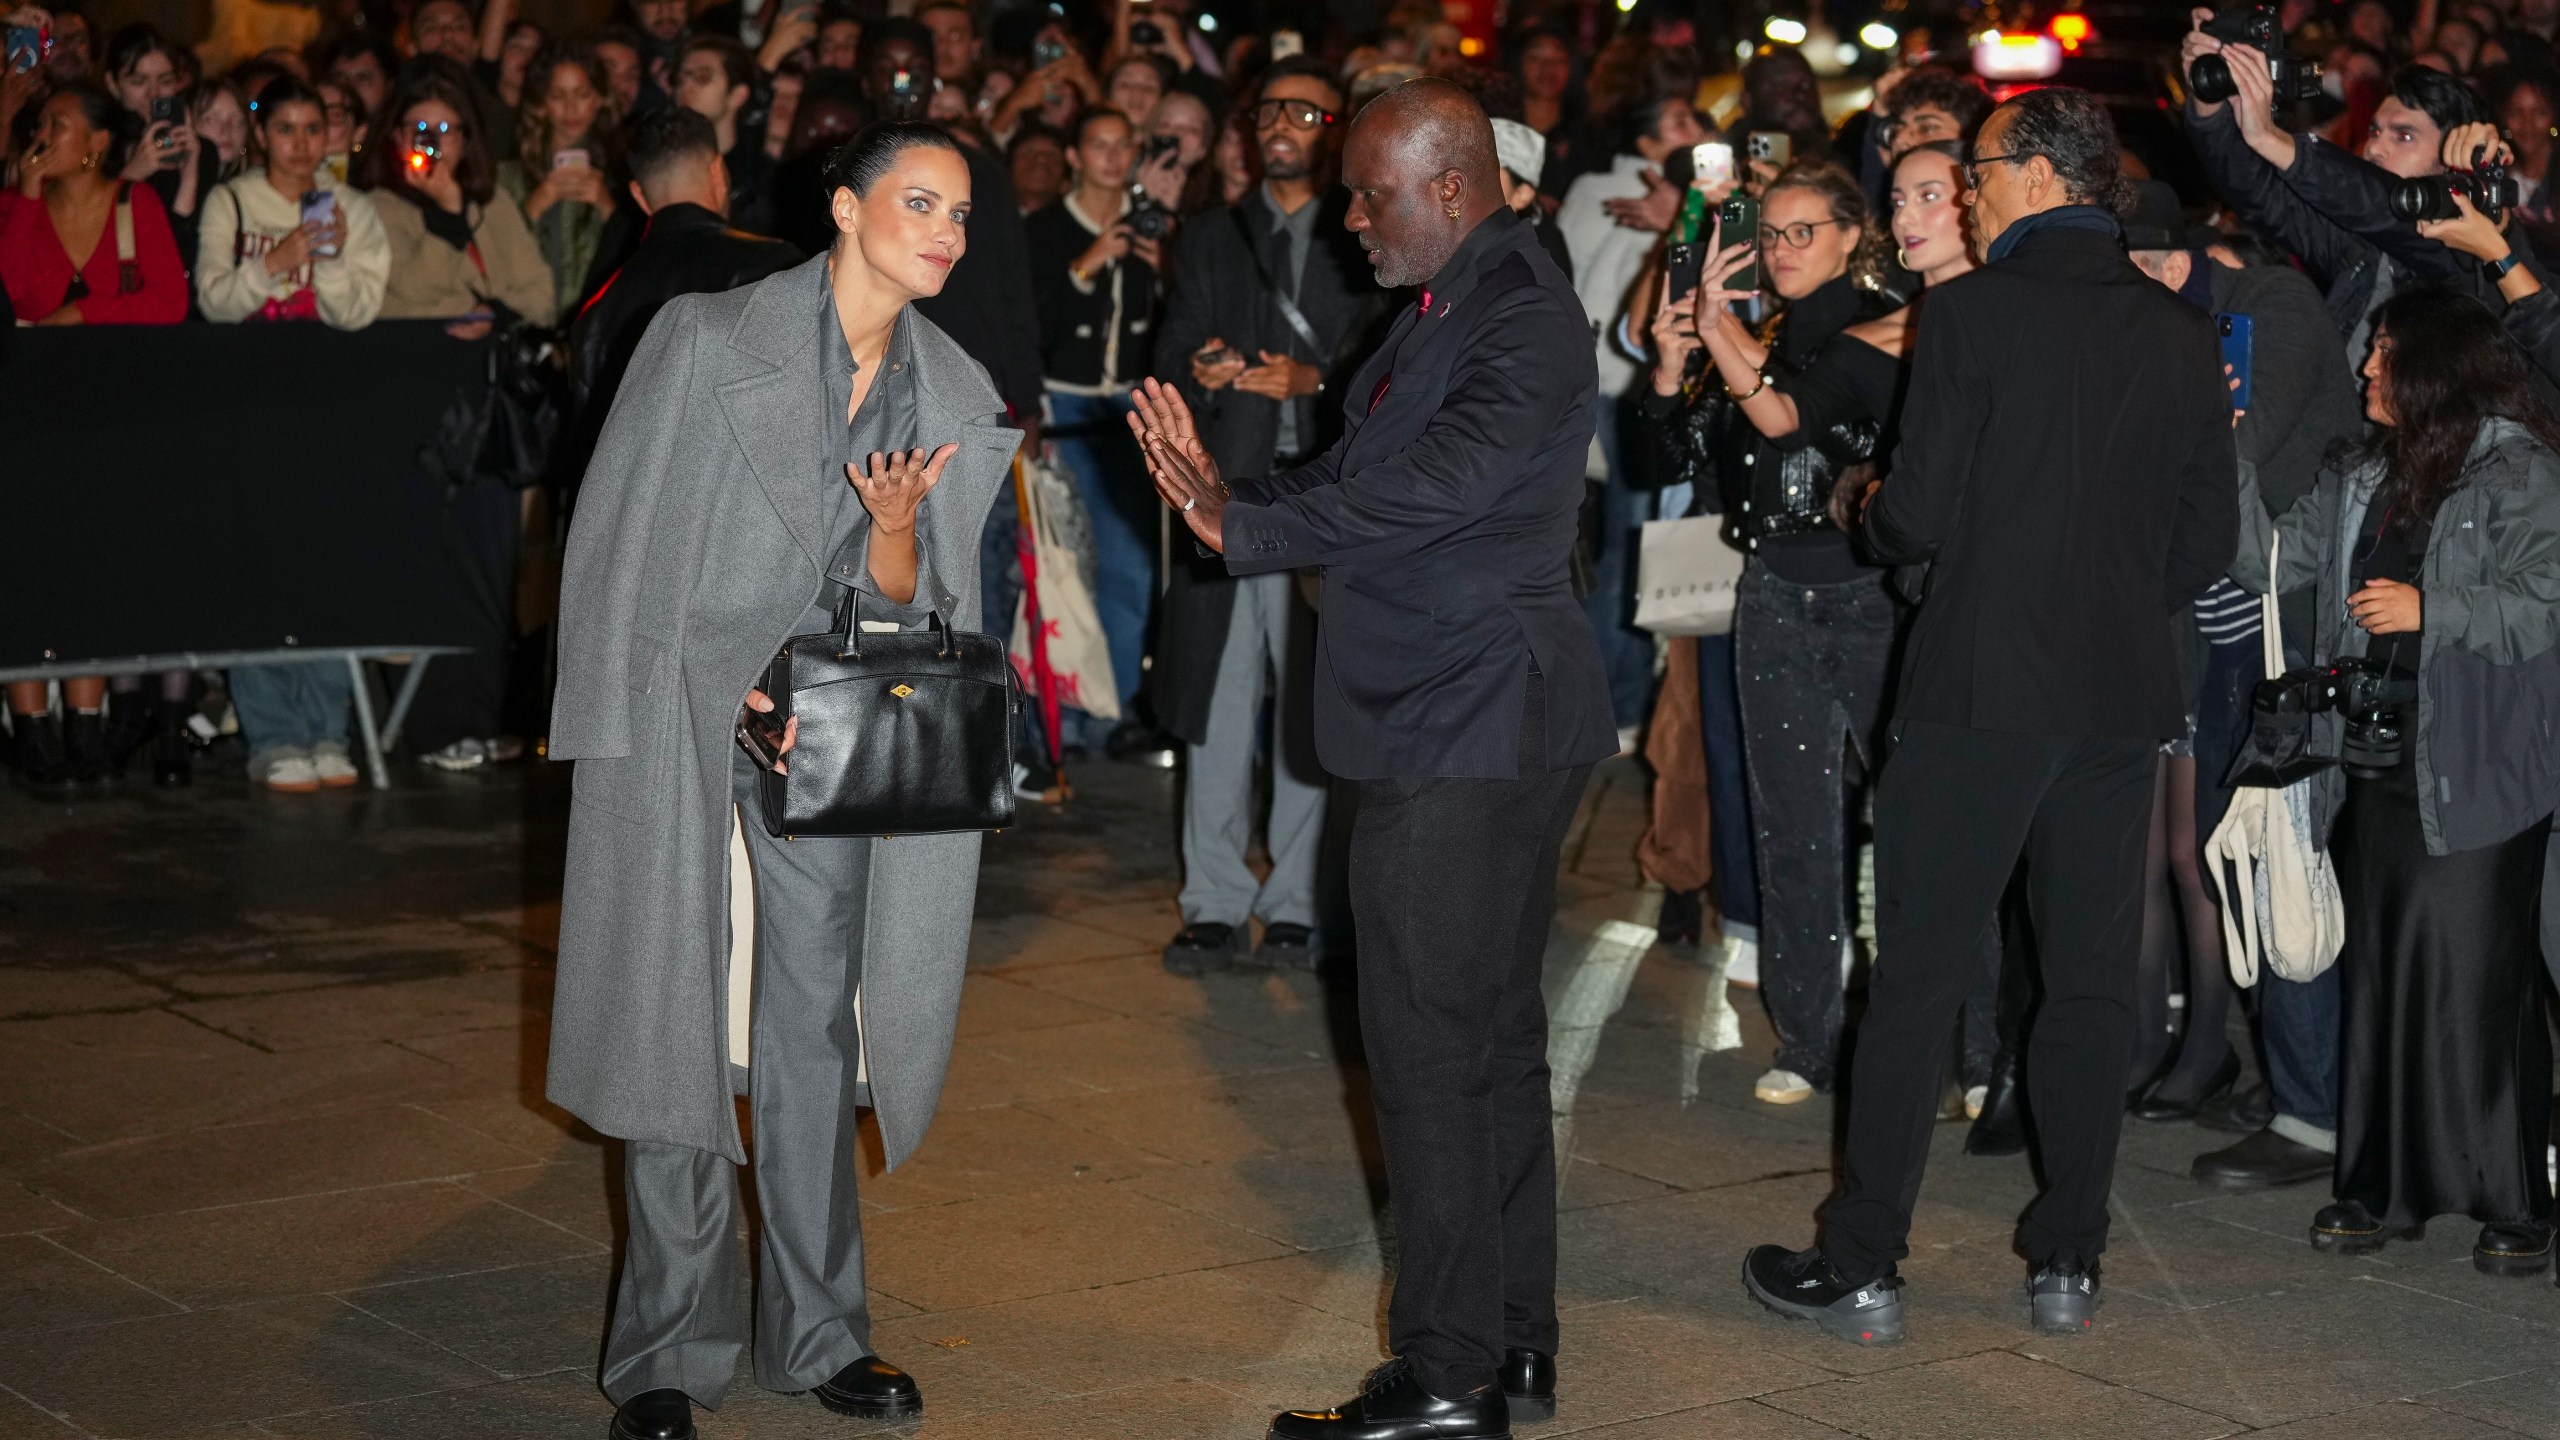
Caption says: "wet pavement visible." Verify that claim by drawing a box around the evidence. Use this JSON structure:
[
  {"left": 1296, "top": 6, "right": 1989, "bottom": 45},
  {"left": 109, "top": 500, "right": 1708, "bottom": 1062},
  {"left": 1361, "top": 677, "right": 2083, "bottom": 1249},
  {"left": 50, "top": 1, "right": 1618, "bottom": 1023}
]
[{"left": 3, "top": 755, "right": 2558, "bottom": 1438}]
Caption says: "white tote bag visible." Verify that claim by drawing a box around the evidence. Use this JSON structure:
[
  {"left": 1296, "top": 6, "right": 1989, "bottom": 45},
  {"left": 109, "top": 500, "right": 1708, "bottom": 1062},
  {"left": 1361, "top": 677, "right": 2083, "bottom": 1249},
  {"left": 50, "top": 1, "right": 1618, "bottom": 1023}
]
[
  {"left": 1008, "top": 452, "right": 1122, "bottom": 722},
  {"left": 1633, "top": 516, "right": 1748, "bottom": 637},
  {"left": 2203, "top": 533, "right": 2345, "bottom": 986}
]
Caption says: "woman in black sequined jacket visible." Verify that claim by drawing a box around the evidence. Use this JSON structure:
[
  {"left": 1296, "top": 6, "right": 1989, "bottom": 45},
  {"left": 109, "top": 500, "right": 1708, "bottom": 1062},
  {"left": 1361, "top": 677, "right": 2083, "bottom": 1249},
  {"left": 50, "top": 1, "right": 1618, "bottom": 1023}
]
[{"left": 1636, "top": 149, "right": 1975, "bottom": 1105}]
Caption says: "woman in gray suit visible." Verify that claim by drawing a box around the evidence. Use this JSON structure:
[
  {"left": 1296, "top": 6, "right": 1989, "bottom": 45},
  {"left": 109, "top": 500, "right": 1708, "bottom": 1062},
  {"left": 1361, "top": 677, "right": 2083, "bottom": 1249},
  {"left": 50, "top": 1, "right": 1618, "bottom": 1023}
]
[{"left": 545, "top": 120, "right": 1022, "bottom": 1440}]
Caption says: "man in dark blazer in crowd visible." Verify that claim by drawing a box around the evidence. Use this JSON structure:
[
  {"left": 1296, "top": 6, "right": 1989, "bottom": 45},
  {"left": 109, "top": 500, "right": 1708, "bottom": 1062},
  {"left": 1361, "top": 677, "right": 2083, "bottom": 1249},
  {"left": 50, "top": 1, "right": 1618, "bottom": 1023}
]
[
  {"left": 1149, "top": 55, "right": 1390, "bottom": 974},
  {"left": 1744, "top": 87, "right": 2240, "bottom": 1344},
  {"left": 1132, "top": 78, "right": 1613, "bottom": 1440},
  {"left": 568, "top": 107, "right": 803, "bottom": 491}
]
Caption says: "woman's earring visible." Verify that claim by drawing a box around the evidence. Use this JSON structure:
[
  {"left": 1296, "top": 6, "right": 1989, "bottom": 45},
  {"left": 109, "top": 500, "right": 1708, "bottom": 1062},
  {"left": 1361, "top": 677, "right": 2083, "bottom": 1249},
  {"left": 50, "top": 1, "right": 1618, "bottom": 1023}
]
[
  {"left": 1896, "top": 244, "right": 1911, "bottom": 269},
  {"left": 80, "top": 152, "right": 96, "bottom": 171}
]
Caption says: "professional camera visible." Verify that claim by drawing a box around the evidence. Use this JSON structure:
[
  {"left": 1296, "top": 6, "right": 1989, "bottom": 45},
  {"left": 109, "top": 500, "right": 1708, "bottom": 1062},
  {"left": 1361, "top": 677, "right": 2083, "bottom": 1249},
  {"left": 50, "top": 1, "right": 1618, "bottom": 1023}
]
[
  {"left": 2188, "top": 4, "right": 2325, "bottom": 107},
  {"left": 1126, "top": 193, "right": 1173, "bottom": 239},
  {"left": 2388, "top": 150, "right": 2523, "bottom": 222},
  {"left": 2254, "top": 655, "right": 2414, "bottom": 779}
]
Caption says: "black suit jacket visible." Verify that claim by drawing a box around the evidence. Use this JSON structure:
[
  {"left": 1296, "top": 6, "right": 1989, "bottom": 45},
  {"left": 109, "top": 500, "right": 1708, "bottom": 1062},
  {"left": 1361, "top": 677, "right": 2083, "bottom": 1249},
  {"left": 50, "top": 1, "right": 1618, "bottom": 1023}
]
[
  {"left": 1222, "top": 209, "right": 1616, "bottom": 780},
  {"left": 1864, "top": 220, "right": 2241, "bottom": 741},
  {"left": 565, "top": 203, "right": 803, "bottom": 489},
  {"left": 1147, "top": 187, "right": 1390, "bottom": 744}
]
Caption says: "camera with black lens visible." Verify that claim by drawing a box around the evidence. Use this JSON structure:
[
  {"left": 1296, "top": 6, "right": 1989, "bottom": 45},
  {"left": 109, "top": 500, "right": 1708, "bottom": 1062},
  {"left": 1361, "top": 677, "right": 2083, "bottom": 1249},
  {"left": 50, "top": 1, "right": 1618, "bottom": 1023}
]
[
  {"left": 2388, "top": 151, "right": 2524, "bottom": 222},
  {"left": 1130, "top": 18, "right": 1163, "bottom": 46},
  {"left": 2188, "top": 4, "right": 2326, "bottom": 106},
  {"left": 2256, "top": 656, "right": 2414, "bottom": 779},
  {"left": 1126, "top": 194, "right": 1173, "bottom": 240}
]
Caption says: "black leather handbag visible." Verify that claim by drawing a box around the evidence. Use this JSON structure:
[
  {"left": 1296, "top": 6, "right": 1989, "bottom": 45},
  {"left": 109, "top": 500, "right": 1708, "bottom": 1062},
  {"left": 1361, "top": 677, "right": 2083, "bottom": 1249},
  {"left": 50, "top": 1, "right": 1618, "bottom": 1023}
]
[{"left": 752, "top": 587, "right": 1018, "bottom": 838}]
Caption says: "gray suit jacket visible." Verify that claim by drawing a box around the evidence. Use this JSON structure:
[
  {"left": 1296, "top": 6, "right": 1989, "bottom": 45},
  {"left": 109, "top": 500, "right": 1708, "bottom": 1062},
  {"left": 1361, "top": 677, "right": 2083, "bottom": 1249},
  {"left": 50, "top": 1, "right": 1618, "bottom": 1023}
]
[{"left": 546, "top": 252, "right": 1021, "bottom": 1166}]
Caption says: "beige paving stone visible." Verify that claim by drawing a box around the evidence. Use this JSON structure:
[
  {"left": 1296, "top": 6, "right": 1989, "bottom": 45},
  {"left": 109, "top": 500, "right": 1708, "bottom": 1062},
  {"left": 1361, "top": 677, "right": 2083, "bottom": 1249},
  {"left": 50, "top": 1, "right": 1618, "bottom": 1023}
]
[
  {"left": 1127, "top": 1147, "right": 1385, "bottom": 1251},
  {"left": 965, "top": 912, "right": 1154, "bottom": 971},
  {"left": 0, "top": 1233, "right": 184, "bottom": 1334},
  {"left": 44, "top": 1178, "right": 602, "bottom": 1308},
  {"left": 1762, "top": 1349, "right": 2241, "bottom": 1440},
  {"left": 24, "top": 1103, "right": 544, "bottom": 1220},
  {"left": 863, "top": 1103, "right": 1174, "bottom": 1210},
  {"left": 0, "top": 1026, "right": 469, "bottom": 1145},
  {"left": 1023, "top": 1066, "right": 1379, "bottom": 1166},
  {"left": 0, "top": 966, "right": 171, "bottom": 1020},
  {"left": 253, "top": 1369, "right": 604, "bottom": 1438},
  {"left": 2244, "top": 1397, "right": 2538, "bottom": 1438},
  {"left": 171, "top": 967, "right": 540, "bottom": 1052},
  {"left": 336, "top": 1253, "right": 616, "bottom": 1379},
  {"left": 1555, "top": 1399, "right": 1860, "bottom": 1438},
  {"left": 952, "top": 970, "right": 1119, "bottom": 1038},
  {"left": 0, "top": 1174, "right": 82, "bottom": 1235},
  {"left": 0, "top": 1294, "right": 490, "bottom": 1437},
  {"left": 971, "top": 1013, "right": 1320, "bottom": 1092},
  {"left": 2417, "top": 1366, "right": 2560, "bottom": 1439},
  {"left": 861, "top": 1181, "right": 1291, "bottom": 1311}
]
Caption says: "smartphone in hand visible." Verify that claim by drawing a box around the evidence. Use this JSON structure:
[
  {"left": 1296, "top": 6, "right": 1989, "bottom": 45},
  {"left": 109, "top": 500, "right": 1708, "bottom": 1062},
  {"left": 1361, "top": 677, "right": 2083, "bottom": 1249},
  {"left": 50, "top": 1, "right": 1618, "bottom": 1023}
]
[{"left": 2217, "top": 312, "right": 2255, "bottom": 414}]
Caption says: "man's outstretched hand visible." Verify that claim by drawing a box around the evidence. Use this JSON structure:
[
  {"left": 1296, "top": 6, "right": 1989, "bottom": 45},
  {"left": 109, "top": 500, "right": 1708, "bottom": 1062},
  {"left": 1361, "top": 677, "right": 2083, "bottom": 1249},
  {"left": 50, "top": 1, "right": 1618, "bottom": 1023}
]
[{"left": 1127, "top": 377, "right": 1231, "bottom": 554}]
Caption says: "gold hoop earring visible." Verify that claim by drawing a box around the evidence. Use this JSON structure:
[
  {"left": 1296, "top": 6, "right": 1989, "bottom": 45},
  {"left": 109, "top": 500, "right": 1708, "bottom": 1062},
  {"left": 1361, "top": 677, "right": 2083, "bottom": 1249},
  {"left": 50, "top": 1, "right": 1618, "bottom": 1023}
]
[{"left": 1896, "top": 244, "right": 1911, "bottom": 269}]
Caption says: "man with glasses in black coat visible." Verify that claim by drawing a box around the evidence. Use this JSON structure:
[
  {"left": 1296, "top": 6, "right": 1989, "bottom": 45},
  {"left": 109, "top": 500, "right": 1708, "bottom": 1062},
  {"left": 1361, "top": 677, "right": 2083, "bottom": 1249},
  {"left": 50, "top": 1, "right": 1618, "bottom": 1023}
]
[{"left": 1743, "top": 86, "right": 2240, "bottom": 1344}]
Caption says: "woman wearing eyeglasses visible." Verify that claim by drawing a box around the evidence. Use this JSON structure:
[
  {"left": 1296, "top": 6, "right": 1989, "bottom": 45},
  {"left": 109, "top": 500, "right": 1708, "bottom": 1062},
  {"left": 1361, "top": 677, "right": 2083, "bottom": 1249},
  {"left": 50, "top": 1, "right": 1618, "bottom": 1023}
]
[{"left": 1638, "top": 156, "right": 1962, "bottom": 1108}]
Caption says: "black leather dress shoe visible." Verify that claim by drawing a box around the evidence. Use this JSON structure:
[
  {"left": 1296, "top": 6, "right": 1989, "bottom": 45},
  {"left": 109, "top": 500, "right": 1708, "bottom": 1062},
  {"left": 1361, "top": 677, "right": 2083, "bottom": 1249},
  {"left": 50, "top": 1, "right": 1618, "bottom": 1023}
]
[
  {"left": 1497, "top": 1348, "right": 1554, "bottom": 1422},
  {"left": 2197, "top": 1079, "right": 2276, "bottom": 1135},
  {"left": 2311, "top": 1199, "right": 2423, "bottom": 1255},
  {"left": 2191, "top": 1126, "right": 2333, "bottom": 1192},
  {"left": 1256, "top": 922, "right": 1323, "bottom": 971},
  {"left": 1164, "top": 921, "right": 1244, "bottom": 975},
  {"left": 609, "top": 1389, "right": 696, "bottom": 1440},
  {"left": 1965, "top": 1053, "right": 2027, "bottom": 1157},
  {"left": 810, "top": 1354, "right": 922, "bottom": 1419},
  {"left": 2128, "top": 1051, "right": 2242, "bottom": 1124},
  {"left": 2475, "top": 1221, "right": 2555, "bottom": 1276},
  {"left": 1268, "top": 1359, "right": 1510, "bottom": 1440}
]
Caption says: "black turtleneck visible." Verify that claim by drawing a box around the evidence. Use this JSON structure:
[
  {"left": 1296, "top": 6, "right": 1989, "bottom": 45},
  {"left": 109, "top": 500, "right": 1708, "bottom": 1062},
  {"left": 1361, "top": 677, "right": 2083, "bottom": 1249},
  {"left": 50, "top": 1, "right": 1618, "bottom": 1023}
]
[{"left": 1744, "top": 273, "right": 1903, "bottom": 584}]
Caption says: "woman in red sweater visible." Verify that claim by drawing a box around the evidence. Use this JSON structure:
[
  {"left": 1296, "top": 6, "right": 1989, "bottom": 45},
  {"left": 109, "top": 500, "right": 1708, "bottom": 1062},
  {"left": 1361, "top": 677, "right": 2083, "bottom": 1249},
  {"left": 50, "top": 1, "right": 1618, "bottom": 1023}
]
[
  {"left": 0, "top": 84, "right": 189, "bottom": 327},
  {"left": 1, "top": 82, "right": 188, "bottom": 793}
]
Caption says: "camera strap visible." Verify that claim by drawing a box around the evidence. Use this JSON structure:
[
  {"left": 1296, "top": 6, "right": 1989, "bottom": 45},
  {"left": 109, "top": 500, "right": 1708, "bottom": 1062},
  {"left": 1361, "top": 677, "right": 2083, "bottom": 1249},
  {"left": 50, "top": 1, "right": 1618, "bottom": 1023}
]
[
  {"left": 1230, "top": 206, "right": 1321, "bottom": 355},
  {"left": 113, "top": 182, "right": 139, "bottom": 295}
]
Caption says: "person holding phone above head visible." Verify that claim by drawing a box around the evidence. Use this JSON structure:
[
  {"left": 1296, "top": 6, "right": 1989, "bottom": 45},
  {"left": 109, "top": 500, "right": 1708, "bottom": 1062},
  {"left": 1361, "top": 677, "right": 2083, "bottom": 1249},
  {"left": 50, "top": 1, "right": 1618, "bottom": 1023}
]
[
  {"left": 1637, "top": 156, "right": 1935, "bottom": 1109},
  {"left": 501, "top": 42, "right": 623, "bottom": 320},
  {"left": 549, "top": 119, "right": 1020, "bottom": 1440}
]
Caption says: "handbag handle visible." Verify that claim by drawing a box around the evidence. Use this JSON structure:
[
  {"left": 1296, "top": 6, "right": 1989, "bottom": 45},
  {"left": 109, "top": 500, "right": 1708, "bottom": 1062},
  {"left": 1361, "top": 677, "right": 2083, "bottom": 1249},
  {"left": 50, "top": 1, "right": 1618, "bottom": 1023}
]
[
  {"left": 832, "top": 584, "right": 953, "bottom": 660},
  {"left": 2259, "top": 532, "right": 2284, "bottom": 682}
]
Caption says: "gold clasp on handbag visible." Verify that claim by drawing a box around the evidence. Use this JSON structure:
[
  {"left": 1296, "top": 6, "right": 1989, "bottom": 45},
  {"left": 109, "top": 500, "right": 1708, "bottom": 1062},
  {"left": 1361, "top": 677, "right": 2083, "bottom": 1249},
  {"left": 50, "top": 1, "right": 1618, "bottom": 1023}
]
[{"left": 891, "top": 683, "right": 915, "bottom": 698}]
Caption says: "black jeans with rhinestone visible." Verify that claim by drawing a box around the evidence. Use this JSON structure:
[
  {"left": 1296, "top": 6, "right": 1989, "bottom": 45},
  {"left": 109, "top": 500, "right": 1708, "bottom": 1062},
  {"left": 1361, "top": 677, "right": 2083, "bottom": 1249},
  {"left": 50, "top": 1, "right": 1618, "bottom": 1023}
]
[{"left": 1734, "top": 565, "right": 1904, "bottom": 1089}]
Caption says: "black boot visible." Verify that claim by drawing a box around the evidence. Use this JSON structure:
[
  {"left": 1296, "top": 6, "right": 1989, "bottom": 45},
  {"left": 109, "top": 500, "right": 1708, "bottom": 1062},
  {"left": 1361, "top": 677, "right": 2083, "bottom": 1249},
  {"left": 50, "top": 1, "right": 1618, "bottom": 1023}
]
[
  {"left": 2128, "top": 1050, "right": 2242, "bottom": 1124},
  {"left": 150, "top": 695, "right": 193, "bottom": 788},
  {"left": 1965, "top": 1051, "right": 2028, "bottom": 1157},
  {"left": 12, "top": 713, "right": 70, "bottom": 793},
  {"left": 2190, "top": 1126, "right": 2332, "bottom": 1192},
  {"left": 2475, "top": 1222, "right": 2555, "bottom": 1276},
  {"left": 102, "top": 694, "right": 155, "bottom": 775},
  {"left": 62, "top": 710, "right": 110, "bottom": 786},
  {"left": 2310, "top": 1199, "right": 2424, "bottom": 1256}
]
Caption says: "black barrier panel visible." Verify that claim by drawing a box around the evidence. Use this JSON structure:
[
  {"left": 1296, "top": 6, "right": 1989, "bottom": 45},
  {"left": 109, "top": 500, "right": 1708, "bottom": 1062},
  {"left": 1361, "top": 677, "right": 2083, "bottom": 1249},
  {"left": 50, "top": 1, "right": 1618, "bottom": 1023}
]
[{"left": 0, "top": 321, "right": 500, "bottom": 668}]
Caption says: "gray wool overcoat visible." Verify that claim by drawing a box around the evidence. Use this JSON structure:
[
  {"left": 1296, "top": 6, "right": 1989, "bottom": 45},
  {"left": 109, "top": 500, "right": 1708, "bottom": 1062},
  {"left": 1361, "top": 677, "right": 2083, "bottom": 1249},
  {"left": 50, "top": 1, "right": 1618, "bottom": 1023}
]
[{"left": 545, "top": 253, "right": 1020, "bottom": 1167}]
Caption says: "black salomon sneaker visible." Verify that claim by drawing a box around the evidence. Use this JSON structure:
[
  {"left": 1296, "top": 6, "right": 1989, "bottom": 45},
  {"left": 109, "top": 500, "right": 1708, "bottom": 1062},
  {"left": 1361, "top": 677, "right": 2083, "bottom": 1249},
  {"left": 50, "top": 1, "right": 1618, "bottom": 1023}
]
[
  {"left": 2027, "top": 1259, "right": 2102, "bottom": 1335},
  {"left": 1742, "top": 1244, "right": 1905, "bottom": 1345}
]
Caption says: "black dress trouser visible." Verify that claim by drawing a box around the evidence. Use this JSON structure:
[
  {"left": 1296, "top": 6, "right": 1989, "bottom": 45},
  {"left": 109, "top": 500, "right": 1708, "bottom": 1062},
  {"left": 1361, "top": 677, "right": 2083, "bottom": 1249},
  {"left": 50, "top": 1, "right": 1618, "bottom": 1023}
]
[
  {"left": 1824, "top": 719, "right": 2156, "bottom": 1285},
  {"left": 1350, "top": 676, "right": 1593, "bottom": 1399}
]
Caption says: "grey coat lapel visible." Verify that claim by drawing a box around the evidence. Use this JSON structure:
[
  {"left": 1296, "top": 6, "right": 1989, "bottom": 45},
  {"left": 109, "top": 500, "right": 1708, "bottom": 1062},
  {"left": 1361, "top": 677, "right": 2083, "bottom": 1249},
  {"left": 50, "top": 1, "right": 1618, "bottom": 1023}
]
[{"left": 718, "top": 254, "right": 833, "bottom": 576}]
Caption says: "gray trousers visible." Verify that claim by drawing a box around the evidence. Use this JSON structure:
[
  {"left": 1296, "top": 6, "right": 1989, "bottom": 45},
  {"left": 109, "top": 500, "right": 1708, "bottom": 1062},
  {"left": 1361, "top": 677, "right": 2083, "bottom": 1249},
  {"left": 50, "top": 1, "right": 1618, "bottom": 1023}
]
[
  {"left": 600, "top": 753, "right": 877, "bottom": 1406},
  {"left": 1179, "top": 571, "right": 1327, "bottom": 928}
]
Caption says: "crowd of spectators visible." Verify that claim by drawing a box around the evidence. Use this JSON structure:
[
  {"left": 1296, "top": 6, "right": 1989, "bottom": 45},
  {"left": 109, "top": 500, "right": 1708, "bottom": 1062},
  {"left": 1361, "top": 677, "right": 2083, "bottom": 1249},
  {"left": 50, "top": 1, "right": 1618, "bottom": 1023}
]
[{"left": 7, "top": 0, "right": 2560, "bottom": 1286}]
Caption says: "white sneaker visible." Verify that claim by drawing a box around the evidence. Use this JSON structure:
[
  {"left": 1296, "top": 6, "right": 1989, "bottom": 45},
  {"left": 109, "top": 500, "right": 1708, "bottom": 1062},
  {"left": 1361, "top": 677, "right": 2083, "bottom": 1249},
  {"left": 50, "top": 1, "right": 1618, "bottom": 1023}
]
[
  {"left": 1718, "top": 932, "right": 1761, "bottom": 988},
  {"left": 259, "top": 752, "right": 320, "bottom": 793},
  {"left": 1755, "top": 1068, "right": 1815, "bottom": 1105},
  {"left": 310, "top": 743, "right": 360, "bottom": 788},
  {"left": 1964, "top": 1084, "right": 1989, "bottom": 1120},
  {"left": 422, "top": 738, "right": 490, "bottom": 772}
]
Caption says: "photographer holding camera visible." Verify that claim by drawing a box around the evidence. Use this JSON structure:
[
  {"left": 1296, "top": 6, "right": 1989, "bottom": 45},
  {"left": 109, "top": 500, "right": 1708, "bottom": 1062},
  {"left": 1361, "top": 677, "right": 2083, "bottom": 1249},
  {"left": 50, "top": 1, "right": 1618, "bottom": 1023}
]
[
  {"left": 2227, "top": 286, "right": 2560, "bottom": 1276},
  {"left": 2412, "top": 119, "right": 2560, "bottom": 389},
  {"left": 1025, "top": 104, "right": 1171, "bottom": 742},
  {"left": 2181, "top": 4, "right": 2533, "bottom": 358}
]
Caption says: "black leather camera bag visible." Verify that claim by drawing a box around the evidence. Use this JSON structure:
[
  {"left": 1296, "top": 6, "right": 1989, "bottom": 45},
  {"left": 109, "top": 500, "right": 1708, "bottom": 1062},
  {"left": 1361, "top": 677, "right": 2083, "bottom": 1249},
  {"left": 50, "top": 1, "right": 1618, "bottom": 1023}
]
[{"left": 754, "top": 585, "right": 1017, "bottom": 839}]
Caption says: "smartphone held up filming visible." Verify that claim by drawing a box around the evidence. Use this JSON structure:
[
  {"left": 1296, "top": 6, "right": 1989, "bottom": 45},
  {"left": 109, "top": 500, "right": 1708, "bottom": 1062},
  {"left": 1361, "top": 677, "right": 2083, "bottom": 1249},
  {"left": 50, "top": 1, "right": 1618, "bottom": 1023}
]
[
  {"left": 2217, "top": 312, "right": 2255, "bottom": 414},
  {"left": 300, "top": 190, "right": 341, "bottom": 256},
  {"left": 1691, "top": 141, "right": 1735, "bottom": 192}
]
